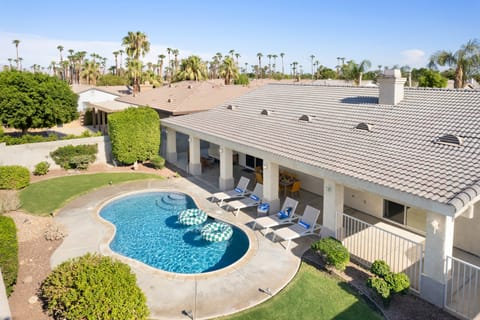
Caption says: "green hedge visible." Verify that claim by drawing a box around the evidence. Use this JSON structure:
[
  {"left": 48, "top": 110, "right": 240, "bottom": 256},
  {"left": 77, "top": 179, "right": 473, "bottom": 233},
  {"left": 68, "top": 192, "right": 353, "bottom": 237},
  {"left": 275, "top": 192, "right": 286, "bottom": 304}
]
[
  {"left": 0, "top": 165, "right": 30, "bottom": 189},
  {"left": 41, "top": 254, "right": 149, "bottom": 320},
  {"left": 108, "top": 107, "right": 160, "bottom": 165},
  {"left": 50, "top": 144, "right": 98, "bottom": 170},
  {"left": 0, "top": 216, "right": 18, "bottom": 296},
  {"left": 311, "top": 237, "right": 350, "bottom": 271}
]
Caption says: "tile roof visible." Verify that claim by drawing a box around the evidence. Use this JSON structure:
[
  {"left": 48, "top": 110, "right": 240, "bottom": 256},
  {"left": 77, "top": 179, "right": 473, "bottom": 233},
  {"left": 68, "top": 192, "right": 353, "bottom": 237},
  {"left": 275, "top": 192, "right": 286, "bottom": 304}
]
[
  {"left": 162, "top": 83, "right": 480, "bottom": 214},
  {"left": 71, "top": 84, "right": 130, "bottom": 96}
]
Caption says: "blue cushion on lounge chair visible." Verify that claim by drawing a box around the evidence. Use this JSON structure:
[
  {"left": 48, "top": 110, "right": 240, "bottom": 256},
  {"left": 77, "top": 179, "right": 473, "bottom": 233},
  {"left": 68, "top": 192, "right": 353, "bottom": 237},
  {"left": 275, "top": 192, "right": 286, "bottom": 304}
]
[
  {"left": 235, "top": 188, "right": 243, "bottom": 193},
  {"left": 285, "top": 207, "right": 292, "bottom": 216},
  {"left": 277, "top": 211, "right": 289, "bottom": 219},
  {"left": 250, "top": 194, "right": 260, "bottom": 201},
  {"left": 298, "top": 220, "right": 310, "bottom": 229},
  {"left": 259, "top": 203, "right": 270, "bottom": 210}
]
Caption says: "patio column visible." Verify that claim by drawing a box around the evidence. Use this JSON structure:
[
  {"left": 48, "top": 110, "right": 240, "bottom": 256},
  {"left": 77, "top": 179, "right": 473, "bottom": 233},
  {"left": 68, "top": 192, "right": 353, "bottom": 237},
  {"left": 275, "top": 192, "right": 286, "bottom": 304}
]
[
  {"left": 101, "top": 111, "right": 107, "bottom": 134},
  {"left": 420, "top": 212, "right": 454, "bottom": 307},
  {"left": 165, "top": 128, "right": 177, "bottom": 163},
  {"left": 321, "top": 178, "right": 344, "bottom": 238},
  {"left": 188, "top": 136, "right": 201, "bottom": 175},
  {"left": 263, "top": 161, "right": 280, "bottom": 213},
  {"left": 219, "top": 146, "right": 234, "bottom": 190}
]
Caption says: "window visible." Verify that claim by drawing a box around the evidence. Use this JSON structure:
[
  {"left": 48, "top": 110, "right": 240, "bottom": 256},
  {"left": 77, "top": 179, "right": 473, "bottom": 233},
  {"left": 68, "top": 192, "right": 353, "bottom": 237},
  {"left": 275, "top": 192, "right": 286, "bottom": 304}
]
[{"left": 383, "top": 200, "right": 426, "bottom": 233}]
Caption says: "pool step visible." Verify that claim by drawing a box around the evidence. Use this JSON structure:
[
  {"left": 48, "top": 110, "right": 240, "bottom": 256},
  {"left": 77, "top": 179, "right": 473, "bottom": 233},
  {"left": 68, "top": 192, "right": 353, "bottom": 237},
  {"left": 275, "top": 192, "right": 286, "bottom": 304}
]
[{"left": 160, "top": 193, "right": 188, "bottom": 206}]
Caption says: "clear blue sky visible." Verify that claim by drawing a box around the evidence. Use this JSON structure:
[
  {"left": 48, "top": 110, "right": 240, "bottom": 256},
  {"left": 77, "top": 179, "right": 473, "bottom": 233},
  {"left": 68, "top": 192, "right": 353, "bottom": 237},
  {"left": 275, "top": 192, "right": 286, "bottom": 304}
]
[{"left": 1, "top": 0, "right": 479, "bottom": 72}]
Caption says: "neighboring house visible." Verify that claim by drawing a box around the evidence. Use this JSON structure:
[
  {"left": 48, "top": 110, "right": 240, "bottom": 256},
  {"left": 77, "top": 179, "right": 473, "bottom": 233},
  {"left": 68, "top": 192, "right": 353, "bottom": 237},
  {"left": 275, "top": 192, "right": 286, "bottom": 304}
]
[
  {"left": 71, "top": 85, "right": 130, "bottom": 112},
  {"left": 161, "top": 69, "right": 480, "bottom": 318}
]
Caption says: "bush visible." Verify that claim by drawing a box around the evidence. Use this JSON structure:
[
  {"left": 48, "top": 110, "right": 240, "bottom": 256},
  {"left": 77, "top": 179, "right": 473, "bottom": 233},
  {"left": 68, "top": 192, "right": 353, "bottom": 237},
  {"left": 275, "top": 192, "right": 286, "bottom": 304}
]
[
  {"left": 150, "top": 155, "right": 165, "bottom": 169},
  {"left": 385, "top": 272, "right": 410, "bottom": 294},
  {"left": 82, "top": 108, "right": 93, "bottom": 126},
  {"left": 0, "top": 190, "right": 21, "bottom": 214},
  {"left": 108, "top": 107, "right": 160, "bottom": 165},
  {"left": 50, "top": 144, "right": 98, "bottom": 170},
  {"left": 33, "top": 161, "right": 50, "bottom": 176},
  {"left": 311, "top": 237, "right": 350, "bottom": 271},
  {"left": 0, "top": 216, "right": 18, "bottom": 296},
  {"left": 367, "top": 277, "right": 391, "bottom": 304},
  {"left": 40, "top": 254, "right": 149, "bottom": 320},
  {"left": 0, "top": 165, "right": 30, "bottom": 189},
  {"left": 234, "top": 74, "right": 250, "bottom": 85},
  {"left": 370, "top": 260, "right": 390, "bottom": 278}
]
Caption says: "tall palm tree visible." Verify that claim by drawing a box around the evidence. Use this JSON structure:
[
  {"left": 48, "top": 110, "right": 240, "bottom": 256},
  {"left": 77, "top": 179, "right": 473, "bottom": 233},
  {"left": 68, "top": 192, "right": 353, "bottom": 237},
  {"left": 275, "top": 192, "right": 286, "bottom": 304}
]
[
  {"left": 158, "top": 54, "right": 166, "bottom": 78},
  {"left": 428, "top": 39, "right": 480, "bottom": 88},
  {"left": 244, "top": 62, "right": 248, "bottom": 74},
  {"left": 267, "top": 54, "right": 272, "bottom": 77},
  {"left": 272, "top": 54, "right": 278, "bottom": 73},
  {"left": 292, "top": 61, "right": 298, "bottom": 78},
  {"left": 310, "top": 54, "right": 315, "bottom": 79},
  {"left": 7, "top": 58, "right": 12, "bottom": 70},
  {"left": 219, "top": 56, "right": 239, "bottom": 85},
  {"left": 113, "top": 51, "right": 119, "bottom": 75},
  {"left": 118, "top": 49, "right": 125, "bottom": 74},
  {"left": 256, "top": 52, "right": 263, "bottom": 79},
  {"left": 12, "top": 40, "right": 20, "bottom": 69},
  {"left": 280, "top": 53, "right": 285, "bottom": 75},
  {"left": 122, "top": 31, "right": 150, "bottom": 93},
  {"left": 172, "top": 49, "right": 180, "bottom": 75},
  {"left": 229, "top": 49, "right": 235, "bottom": 58},
  {"left": 81, "top": 59, "right": 101, "bottom": 85},
  {"left": 234, "top": 52, "right": 240, "bottom": 66},
  {"left": 166, "top": 48, "right": 172, "bottom": 81},
  {"left": 18, "top": 57, "right": 23, "bottom": 70},
  {"left": 57, "top": 45, "right": 64, "bottom": 62}
]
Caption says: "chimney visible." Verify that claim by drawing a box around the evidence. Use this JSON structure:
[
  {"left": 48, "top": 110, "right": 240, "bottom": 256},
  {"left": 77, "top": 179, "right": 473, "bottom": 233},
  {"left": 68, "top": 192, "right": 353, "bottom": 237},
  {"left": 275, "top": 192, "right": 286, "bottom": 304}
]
[{"left": 378, "top": 69, "right": 406, "bottom": 105}]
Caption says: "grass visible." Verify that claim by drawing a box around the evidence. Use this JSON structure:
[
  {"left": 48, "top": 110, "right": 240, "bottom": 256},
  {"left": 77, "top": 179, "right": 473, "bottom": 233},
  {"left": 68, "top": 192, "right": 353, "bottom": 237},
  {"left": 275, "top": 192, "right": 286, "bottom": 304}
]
[
  {"left": 218, "top": 263, "right": 382, "bottom": 320},
  {"left": 20, "top": 173, "right": 163, "bottom": 215}
]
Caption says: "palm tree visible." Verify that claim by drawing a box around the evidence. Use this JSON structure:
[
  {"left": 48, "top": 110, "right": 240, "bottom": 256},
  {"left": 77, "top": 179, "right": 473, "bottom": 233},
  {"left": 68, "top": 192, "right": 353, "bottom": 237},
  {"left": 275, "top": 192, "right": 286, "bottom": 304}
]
[
  {"left": 158, "top": 54, "right": 166, "bottom": 78},
  {"left": 175, "top": 55, "right": 208, "bottom": 81},
  {"left": 292, "top": 61, "right": 298, "bottom": 78},
  {"left": 234, "top": 53, "right": 240, "bottom": 66},
  {"left": 7, "top": 58, "right": 12, "bottom": 70},
  {"left": 310, "top": 54, "right": 315, "bottom": 79},
  {"left": 57, "top": 45, "right": 64, "bottom": 62},
  {"left": 244, "top": 62, "right": 248, "bottom": 74},
  {"left": 113, "top": 51, "right": 119, "bottom": 75},
  {"left": 256, "top": 52, "right": 263, "bottom": 79},
  {"left": 166, "top": 48, "right": 172, "bottom": 80},
  {"left": 18, "top": 57, "right": 23, "bottom": 70},
  {"left": 280, "top": 53, "right": 285, "bottom": 75},
  {"left": 272, "top": 54, "right": 278, "bottom": 73},
  {"left": 428, "top": 39, "right": 480, "bottom": 88},
  {"left": 118, "top": 49, "right": 125, "bottom": 75},
  {"left": 122, "top": 31, "right": 150, "bottom": 94},
  {"left": 229, "top": 49, "right": 235, "bottom": 58},
  {"left": 267, "top": 54, "right": 272, "bottom": 77},
  {"left": 172, "top": 49, "right": 180, "bottom": 74},
  {"left": 81, "top": 59, "right": 101, "bottom": 85},
  {"left": 12, "top": 40, "right": 20, "bottom": 69},
  {"left": 219, "top": 56, "right": 239, "bottom": 85}
]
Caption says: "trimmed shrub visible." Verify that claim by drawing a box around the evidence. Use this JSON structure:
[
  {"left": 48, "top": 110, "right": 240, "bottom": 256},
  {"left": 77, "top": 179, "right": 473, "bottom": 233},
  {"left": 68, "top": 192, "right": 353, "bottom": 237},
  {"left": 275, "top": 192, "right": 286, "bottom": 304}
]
[
  {"left": 40, "top": 254, "right": 149, "bottom": 320},
  {"left": 50, "top": 144, "right": 98, "bottom": 170},
  {"left": 150, "top": 155, "right": 165, "bottom": 169},
  {"left": 234, "top": 74, "right": 250, "bottom": 85},
  {"left": 370, "top": 260, "right": 390, "bottom": 278},
  {"left": 0, "top": 165, "right": 30, "bottom": 189},
  {"left": 0, "top": 216, "right": 18, "bottom": 296},
  {"left": 108, "top": 107, "right": 160, "bottom": 165},
  {"left": 311, "top": 237, "right": 350, "bottom": 271},
  {"left": 367, "top": 277, "right": 391, "bottom": 305},
  {"left": 33, "top": 161, "right": 50, "bottom": 176},
  {"left": 0, "top": 190, "right": 21, "bottom": 214},
  {"left": 385, "top": 271, "right": 410, "bottom": 294}
]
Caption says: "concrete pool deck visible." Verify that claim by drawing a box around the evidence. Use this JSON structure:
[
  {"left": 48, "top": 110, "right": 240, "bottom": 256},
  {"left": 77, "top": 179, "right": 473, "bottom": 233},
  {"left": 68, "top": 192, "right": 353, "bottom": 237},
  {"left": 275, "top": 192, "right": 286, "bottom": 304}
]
[{"left": 51, "top": 177, "right": 317, "bottom": 320}]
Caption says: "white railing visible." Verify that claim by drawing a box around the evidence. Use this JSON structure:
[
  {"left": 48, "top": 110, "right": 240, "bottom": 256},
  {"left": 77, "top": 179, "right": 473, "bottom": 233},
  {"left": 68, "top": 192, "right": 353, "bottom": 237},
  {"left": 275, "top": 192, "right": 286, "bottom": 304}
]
[
  {"left": 445, "top": 255, "right": 480, "bottom": 319},
  {"left": 336, "top": 212, "right": 423, "bottom": 292}
]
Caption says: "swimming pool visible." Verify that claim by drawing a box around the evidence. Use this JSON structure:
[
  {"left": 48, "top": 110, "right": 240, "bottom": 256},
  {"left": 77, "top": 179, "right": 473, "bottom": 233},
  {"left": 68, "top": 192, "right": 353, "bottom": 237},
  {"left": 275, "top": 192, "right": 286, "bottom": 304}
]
[{"left": 99, "top": 191, "right": 249, "bottom": 274}]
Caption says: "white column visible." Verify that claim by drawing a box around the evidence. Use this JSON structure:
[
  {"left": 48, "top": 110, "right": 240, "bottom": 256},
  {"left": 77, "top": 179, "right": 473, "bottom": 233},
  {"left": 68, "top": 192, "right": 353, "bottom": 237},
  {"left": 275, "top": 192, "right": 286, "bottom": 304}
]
[
  {"left": 219, "top": 146, "right": 234, "bottom": 190},
  {"left": 420, "top": 212, "right": 454, "bottom": 307},
  {"left": 188, "top": 136, "right": 201, "bottom": 175},
  {"left": 263, "top": 161, "right": 280, "bottom": 213},
  {"left": 165, "top": 128, "right": 177, "bottom": 163},
  {"left": 321, "top": 178, "right": 344, "bottom": 238}
]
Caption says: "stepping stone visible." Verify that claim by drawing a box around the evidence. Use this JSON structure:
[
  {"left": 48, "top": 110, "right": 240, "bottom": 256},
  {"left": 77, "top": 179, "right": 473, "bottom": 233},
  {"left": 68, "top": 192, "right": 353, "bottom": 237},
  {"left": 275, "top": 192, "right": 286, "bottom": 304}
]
[{"left": 28, "top": 295, "right": 38, "bottom": 304}]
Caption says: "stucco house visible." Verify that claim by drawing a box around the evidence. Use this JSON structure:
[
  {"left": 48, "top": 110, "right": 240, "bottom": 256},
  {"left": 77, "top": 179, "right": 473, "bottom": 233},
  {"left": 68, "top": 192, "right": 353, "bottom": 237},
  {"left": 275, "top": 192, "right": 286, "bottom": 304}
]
[{"left": 161, "top": 70, "right": 480, "bottom": 319}]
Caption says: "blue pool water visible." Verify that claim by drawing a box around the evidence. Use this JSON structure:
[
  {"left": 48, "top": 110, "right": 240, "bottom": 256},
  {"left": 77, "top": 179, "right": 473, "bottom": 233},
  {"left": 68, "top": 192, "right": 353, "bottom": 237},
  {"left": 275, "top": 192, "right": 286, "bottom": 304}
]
[{"left": 99, "top": 192, "right": 249, "bottom": 274}]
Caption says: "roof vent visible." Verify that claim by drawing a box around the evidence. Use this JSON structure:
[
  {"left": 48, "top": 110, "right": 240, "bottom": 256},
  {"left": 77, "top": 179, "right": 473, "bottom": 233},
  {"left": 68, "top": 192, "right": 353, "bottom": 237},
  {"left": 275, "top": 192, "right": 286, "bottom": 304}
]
[
  {"left": 226, "top": 104, "right": 236, "bottom": 110},
  {"left": 261, "top": 109, "right": 272, "bottom": 115},
  {"left": 355, "top": 122, "right": 372, "bottom": 131},
  {"left": 298, "top": 114, "right": 312, "bottom": 122},
  {"left": 167, "top": 98, "right": 172, "bottom": 103},
  {"left": 436, "top": 134, "right": 464, "bottom": 146}
]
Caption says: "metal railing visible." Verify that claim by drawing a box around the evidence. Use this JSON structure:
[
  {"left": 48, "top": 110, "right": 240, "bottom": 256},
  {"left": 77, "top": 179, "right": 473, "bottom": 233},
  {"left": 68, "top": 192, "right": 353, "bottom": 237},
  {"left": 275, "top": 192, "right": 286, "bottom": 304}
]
[
  {"left": 336, "top": 212, "right": 423, "bottom": 292},
  {"left": 445, "top": 255, "right": 480, "bottom": 319}
]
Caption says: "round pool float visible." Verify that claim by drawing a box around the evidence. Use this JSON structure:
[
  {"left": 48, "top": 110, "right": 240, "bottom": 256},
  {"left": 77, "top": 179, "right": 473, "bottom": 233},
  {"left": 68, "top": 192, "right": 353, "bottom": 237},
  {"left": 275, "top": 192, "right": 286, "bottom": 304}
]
[
  {"left": 201, "top": 222, "right": 233, "bottom": 242},
  {"left": 178, "top": 208, "right": 208, "bottom": 225}
]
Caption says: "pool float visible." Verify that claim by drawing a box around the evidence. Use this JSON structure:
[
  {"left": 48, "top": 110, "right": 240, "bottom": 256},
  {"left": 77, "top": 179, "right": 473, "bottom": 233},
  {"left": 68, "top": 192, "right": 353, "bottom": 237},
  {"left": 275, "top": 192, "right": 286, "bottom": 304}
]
[
  {"left": 201, "top": 222, "right": 233, "bottom": 242},
  {"left": 178, "top": 208, "right": 208, "bottom": 225}
]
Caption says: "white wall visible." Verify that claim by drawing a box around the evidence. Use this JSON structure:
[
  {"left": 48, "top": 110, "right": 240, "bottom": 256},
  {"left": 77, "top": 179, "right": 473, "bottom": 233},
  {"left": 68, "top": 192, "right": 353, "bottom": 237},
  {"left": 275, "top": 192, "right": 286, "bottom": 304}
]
[
  {"left": 77, "top": 89, "right": 118, "bottom": 112},
  {"left": 0, "top": 136, "right": 111, "bottom": 170},
  {"left": 454, "top": 202, "right": 480, "bottom": 256},
  {"left": 344, "top": 186, "right": 384, "bottom": 217}
]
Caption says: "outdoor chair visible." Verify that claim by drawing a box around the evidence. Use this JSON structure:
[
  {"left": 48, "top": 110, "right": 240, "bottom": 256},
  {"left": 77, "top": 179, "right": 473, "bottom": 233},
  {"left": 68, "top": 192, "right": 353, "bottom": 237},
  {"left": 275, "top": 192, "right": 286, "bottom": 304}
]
[
  {"left": 209, "top": 176, "right": 250, "bottom": 206},
  {"left": 252, "top": 197, "right": 299, "bottom": 233},
  {"left": 222, "top": 183, "right": 263, "bottom": 216}
]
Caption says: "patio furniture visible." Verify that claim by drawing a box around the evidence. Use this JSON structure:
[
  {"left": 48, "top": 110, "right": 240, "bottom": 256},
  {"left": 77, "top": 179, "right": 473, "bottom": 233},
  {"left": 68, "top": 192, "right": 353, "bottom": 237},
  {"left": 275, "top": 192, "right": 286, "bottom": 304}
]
[
  {"left": 209, "top": 176, "right": 251, "bottom": 206},
  {"left": 255, "top": 172, "right": 263, "bottom": 184},
  {"left": 252, "top": 197, "right": 299, "bottom": 232},
  {"left": 223, "top": 183, "right": 263, "bottom": 216},
  {"left": 271, "top": 205, "right": 321, "bottom": 250},
  {"left": 287, "top": 180, "right": 302, "bottom": 197}
]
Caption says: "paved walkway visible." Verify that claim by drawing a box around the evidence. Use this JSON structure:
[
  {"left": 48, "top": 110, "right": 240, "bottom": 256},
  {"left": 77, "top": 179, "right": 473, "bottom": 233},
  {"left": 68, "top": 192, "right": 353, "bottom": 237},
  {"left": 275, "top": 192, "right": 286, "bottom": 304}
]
[{"left": 51, "top": 177, "right": 317, "bottom": 319}]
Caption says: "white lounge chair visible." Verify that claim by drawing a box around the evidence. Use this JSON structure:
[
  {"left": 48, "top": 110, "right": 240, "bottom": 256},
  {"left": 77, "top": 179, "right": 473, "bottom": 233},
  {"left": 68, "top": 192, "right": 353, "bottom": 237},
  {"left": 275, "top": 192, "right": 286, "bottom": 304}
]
[
  {"left": 272, "top": 205, "right": 321, "bottom": 250},
  {"left": 210, "top": 176, "right": 250, "bottom": 206},
  {"left": 223, "top": 183, "right": 263, "bottom": 216},
  {"left": 252, "top": 197, "right": 299, "bottom": 232}
]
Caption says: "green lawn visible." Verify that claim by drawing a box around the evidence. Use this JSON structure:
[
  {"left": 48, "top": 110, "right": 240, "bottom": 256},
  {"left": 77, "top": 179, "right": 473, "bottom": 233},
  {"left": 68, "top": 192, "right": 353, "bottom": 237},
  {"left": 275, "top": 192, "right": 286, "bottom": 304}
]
[
  {"left": 218, "top": 263, "right": 382, "bottom": 320},
  {"left": 20, "top": 173, "right": 163, "bottom": 215}
]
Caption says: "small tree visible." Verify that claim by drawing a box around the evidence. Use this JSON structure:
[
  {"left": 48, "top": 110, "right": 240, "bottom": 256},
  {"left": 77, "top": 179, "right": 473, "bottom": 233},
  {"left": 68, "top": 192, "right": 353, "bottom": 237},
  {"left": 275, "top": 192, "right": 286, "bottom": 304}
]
[
  {"left": 0, "top": 71, "right": 78, "bottom": 134},
  {"left": 108, "top": 107, "right": 160, "bottom": 165},
  {"left": 418, "top": 69, "right": 448, "bottom": 88}
]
